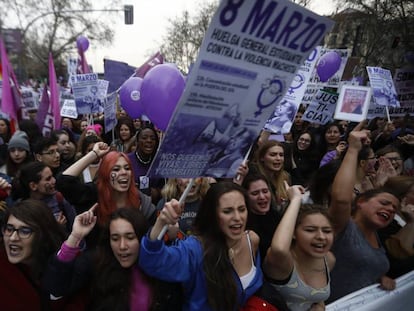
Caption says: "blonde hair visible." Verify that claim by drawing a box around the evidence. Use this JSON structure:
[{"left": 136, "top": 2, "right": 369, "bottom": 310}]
[
  {"left": 161, "top": 178, "right": 210, "bottom": 201},
  {"left": 253, "top": 140, "right": 290, "bottom": 203}
]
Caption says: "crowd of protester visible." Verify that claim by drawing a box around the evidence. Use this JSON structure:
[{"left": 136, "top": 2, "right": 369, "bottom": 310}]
[{"left": 0, "top": 107, "right": 413, "bottom": 310}]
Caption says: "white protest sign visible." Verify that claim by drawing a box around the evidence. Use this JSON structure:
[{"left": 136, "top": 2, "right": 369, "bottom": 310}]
[
  {"left": 334, "top": 85, "right": 371, "bottom": 122},
  {"left": 327, "top": 271, "right": 414, "bottom": 311},
  {"left": 264, "top": 46, "right": 321, "bottom": 134},
  {"left": 60, "top": 99, "right": 78, "bottom": 119},
  {"left": 393, "top": 67, "right": 414, "bottom": 108},
  {"left": 20, "top": 86, "right": 39, "bottom": 110},
  {"left": 104, "top": 92, "right": 117, "bottom": 133},
  {"left": 367, "top": 66, "right": 400, "bottom": 107},
  {"left": 70, "top": 73, "right": 99, "bottom": 114},
  {"left": 148, "top": 0, "right": 334, "bottom": 178}
]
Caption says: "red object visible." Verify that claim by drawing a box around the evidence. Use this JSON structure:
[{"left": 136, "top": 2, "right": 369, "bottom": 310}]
[{"left": 240, "top": 295, "right": 279, "bottom": 311}]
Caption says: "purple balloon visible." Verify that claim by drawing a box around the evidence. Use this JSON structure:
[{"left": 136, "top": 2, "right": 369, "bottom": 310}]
[
  {"left": 76, "top": 35, "right": 89, "bottom": 52},
  {"left": 316, "top": 51, "right": 341, "bottom": 82},
  {"left": 119, "top": 77, "right": 145, "bottom": 119},
  {"left": 141, "top": 64, "right": 185, "bottom": 131}
]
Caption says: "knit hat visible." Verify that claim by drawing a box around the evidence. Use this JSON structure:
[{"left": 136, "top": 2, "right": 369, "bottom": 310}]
[
  {"left": 86, "top": 124, "right": 103, "bottom": 136},
  {"left": 8, "top": 131, "right": 30, "bottom": 152}
]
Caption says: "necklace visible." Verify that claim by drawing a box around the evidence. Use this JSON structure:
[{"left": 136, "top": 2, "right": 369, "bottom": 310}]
[
  {"left": 135, "top": 151, "right": 151, "bottom": 165},
  {"left": 228, "top": 238, "right": 242, "bottom": 264}
]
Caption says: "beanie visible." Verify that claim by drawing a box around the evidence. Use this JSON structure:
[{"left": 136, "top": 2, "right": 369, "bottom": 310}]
[{"left": 8, "top": 131, "right": 30, "bottom": 152}]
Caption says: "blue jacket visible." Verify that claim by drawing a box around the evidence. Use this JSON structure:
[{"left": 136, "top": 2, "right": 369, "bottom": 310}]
[{"left": 139, "top": 235, "right": 263, "bottom": 311}]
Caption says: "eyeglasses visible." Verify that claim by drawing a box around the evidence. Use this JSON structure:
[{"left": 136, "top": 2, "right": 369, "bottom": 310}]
[
  {"left": 42, "top": 149, "right": 59, "bottom": 156},
  {"left": 2, "top": 224, "right": 33, "bottom": 239},
  {"left": 298, "top": 138, "right": 311, "bottom": 143},
  {"left": 367, "top": 156, "right": 377, "bottom": 160},
  {"left": 386, "top": 157, "right": 402, "bottom": 162}
]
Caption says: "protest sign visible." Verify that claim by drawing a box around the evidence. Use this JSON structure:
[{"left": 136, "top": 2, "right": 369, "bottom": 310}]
[
  {"left": 264, "top": 46, "right": 320, "bottom": 134},
  {"left": 302, "top": 48, "right": 350, "bottom": 105},
  {"left": 302, "top": 89, "right": 338, "bottom": 125},
  {"left": 104, "top": 92, "right": 117, "bottom": 133},
  {"left": 148, "top": 0, "right": 334, "bottom": 178},
  {"left": 393, "top": 67, "right": 414, "bottom": 108},
  {"left": 20, "top": 86, "right": 39, "bottom": 111},
  {"left": 334, "top": 85, "right": 371, "bottom": 122},
  {"left": 70, "top": 73, "right": 99, "bottom": 115},
  {"left": 367, "top": 66, "right": 400, "bottom": 107},
  {"left": 327, "top": 271, "right": 414, "bottom": 311},
  {"left": 60, "top": 99, "right": 78, "bottom": 119}
]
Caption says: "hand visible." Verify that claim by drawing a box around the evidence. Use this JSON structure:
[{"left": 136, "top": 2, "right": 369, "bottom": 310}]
[
  {"left": 0, "top": 177, "right": 11, "bottom": 193},
  {"left": 379, "top": 275, "right": 396, "bottom": 290},
  {"left": 398, "top": 134, "right": 414, "bottom": 145},
  {"left": 157, "top": 199, "right": 182, "bottom": 227},
  {"left": 335, "top": 141, "right": 348, "bottom": 156},
  {"left": 382, "top": 122, "right": 395, "bottom": 136},
  {"left": 69, "top": 204, "right": 98, "bottom": 245},
  {"left": 54, "top": 211, "right": 67, "bottom": 225},
  {"left": 284, "top": 181, "right": 304, "bottom": 201},
  {"left": 374, "top": 157, "right": 397, "bottom": 186},
  {"left": 309, "top": 302, "right": 325, "bottom": 311},
  {"left": 348, "top": 130, "right": 370, "bottom": 150},
  {"left": 233, "top": 161, "right": 249, "bottom": 185},
  {"left": 93, "top": 142, "right": 110, "bottom": 158},
  {"left": 400, "top": 199, "right": 414, "bottom": 223}
]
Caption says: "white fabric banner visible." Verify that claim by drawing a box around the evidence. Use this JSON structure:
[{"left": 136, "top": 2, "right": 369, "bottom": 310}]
[{"left": 326, "top": 271, "right": 414, "bottom": 311}]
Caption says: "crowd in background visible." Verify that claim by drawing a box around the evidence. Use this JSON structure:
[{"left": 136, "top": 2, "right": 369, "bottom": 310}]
[{"left": 0, "top": 105, "right": 413, "bottom": 310}]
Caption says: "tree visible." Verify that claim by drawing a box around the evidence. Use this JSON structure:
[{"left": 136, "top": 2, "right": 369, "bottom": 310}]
[
  {"left": 0, "top": 0, "right": 119, "bottom": 80},
  {"left": 159, "top": 1, "right": 218, "bottom": 73},
  {"left": 159, "top": 0, "right": 315, "bottom": 73},
  {"left": 330, "top": 0, "right": 414, "bottom": 74}
]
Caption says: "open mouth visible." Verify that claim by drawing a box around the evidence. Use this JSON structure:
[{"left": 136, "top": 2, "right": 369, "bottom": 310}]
[
  {"left": 378, "top": 212, "right": 391, "bottom": 221},
  {"left": 8, "top": 245, "right": 22, "bottom": 256}
]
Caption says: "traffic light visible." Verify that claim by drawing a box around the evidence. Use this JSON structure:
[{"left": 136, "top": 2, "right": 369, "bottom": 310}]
[{"left": 124, "top": 5, "right": 133, "bottom": 25}]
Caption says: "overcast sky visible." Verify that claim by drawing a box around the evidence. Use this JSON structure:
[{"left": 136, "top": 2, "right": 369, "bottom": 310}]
[{"left": 88, "top": 0, "right": 337, "bottom": 72}]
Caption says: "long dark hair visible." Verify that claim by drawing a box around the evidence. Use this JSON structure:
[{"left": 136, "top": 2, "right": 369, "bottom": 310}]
[
  {"left": 193, "top": 182, "right": 249, "bottom": 311},
  {"left": 2, "top": 199, "right": 66, "bottom": 279},
  {"left": 91, "top": 207, "right": 150, "bottom": 311}
]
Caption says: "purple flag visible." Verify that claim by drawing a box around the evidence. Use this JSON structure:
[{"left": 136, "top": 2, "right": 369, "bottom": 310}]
[
  {"left": 0, "top": 37, "right": 22, "bottom": 127},
  {"left": 49, "top": 53, "right": 61, "bottom": 129},
  {"left": 35, "top": 85, "right": 50, "bottom": 135},
  {"left": 104, "top": 58, "right": 136, "bottom": 93},
  {"left": 135, "top": 51, "right": 164, "bottom": 78}
]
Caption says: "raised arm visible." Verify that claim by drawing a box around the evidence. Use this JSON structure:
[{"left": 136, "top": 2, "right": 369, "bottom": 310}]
[
  {"left": 62, "top": 142, "right": 110, "bottom": 177},
  {"left": 149, "top": 199, "right": 182, "bottom": 241},
  {"left": 329, "top": 130, "right": 369, "bottom": 234},
  {"left": 65, "top": 204, "right": 98, "bottom": 248},
  {"left": 263, "top": 182, "right": 304, "bottom": 280}
]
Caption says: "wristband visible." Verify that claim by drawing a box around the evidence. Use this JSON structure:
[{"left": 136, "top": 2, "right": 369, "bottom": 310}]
[{"left": 92, "top": 150, "right": 100, "bottom": 159}]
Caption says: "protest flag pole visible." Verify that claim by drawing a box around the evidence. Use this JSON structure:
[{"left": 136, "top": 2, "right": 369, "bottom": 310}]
[
  {"left": 235, "top": 144, "right": 253, "bottom": 182},
  {"left": 49, "top": 53, "right": 61, "bottom": 130},
  {"left": 157, "top": 178, "right": 195, "bottom": 240},
  {"left": 385, "top": 105, "right": 391, "bottom": 123}
]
